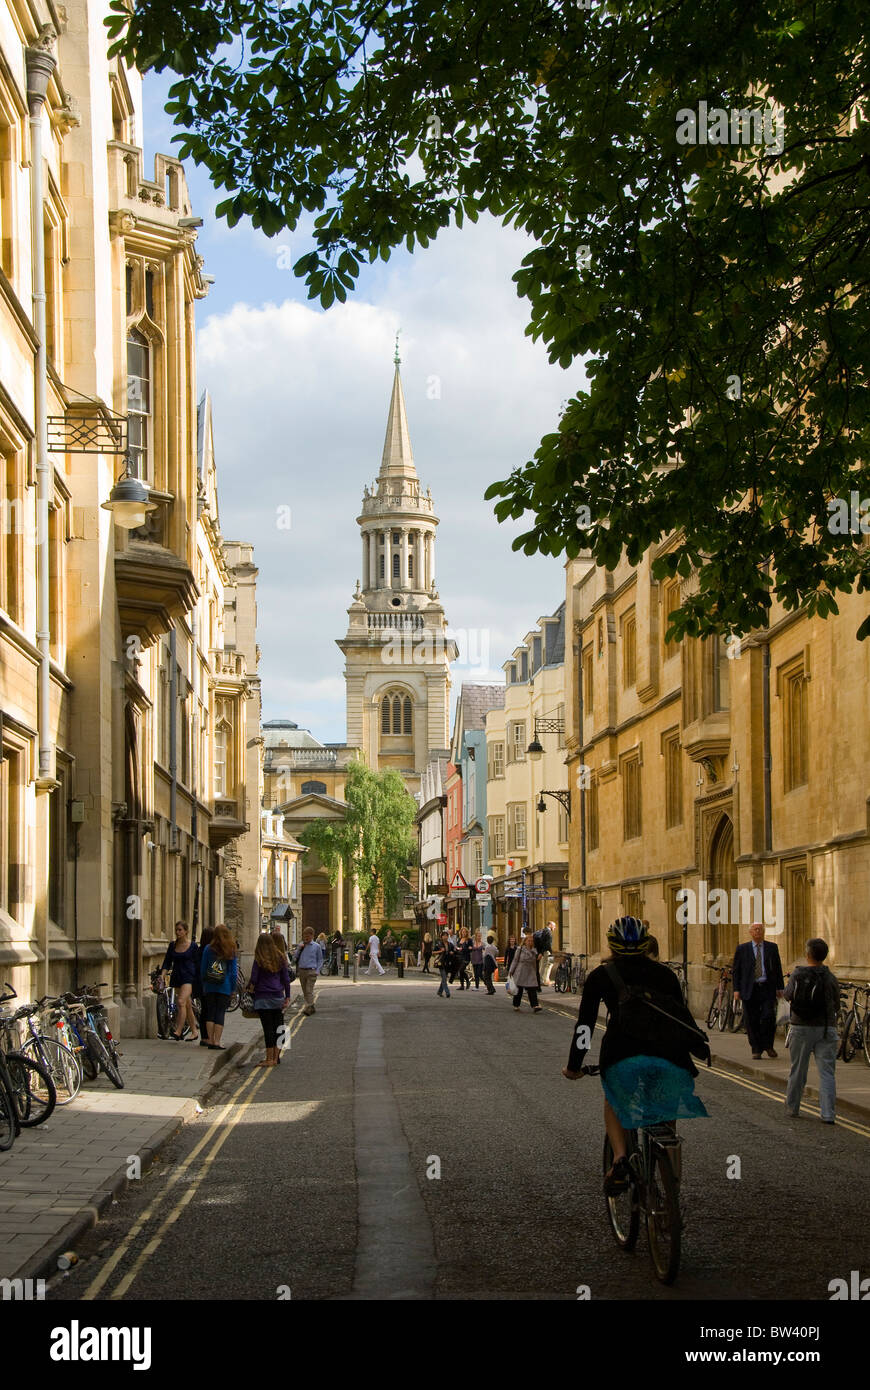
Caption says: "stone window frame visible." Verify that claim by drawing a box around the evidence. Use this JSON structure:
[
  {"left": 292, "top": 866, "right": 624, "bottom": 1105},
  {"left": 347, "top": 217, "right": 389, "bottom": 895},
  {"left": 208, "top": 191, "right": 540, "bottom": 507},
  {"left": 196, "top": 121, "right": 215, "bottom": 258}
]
[
  {"left": 622, "top": 607, "right": 637, "bottom": 690},
  {"left": 661, "top": 726, "right": 683, "bottom": 828},
  {"left": 620, "top": 747, "right": 643, "bottom": 842},
  {"left": 777, "top": 653, "right": 809, "bottom": 792}
]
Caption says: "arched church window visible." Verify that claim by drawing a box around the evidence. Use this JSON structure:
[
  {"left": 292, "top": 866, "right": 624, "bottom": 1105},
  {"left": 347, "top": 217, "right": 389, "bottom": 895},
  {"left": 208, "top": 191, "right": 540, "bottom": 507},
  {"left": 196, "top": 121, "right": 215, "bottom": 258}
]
[
  {"left": 408, "top": 551, "right": 414, "bottom": 578},
  {"left": 300, "top": 780, "right": 327, "bottom": 795},
  {"left": 380, "top": 554, "right": 385, "bottom": 579},
  {"left": 392, "top": 552, "right": 400, "bottom": 578},
  {"left": 403, "top": 696, "right": 411, "bottom": 734}
]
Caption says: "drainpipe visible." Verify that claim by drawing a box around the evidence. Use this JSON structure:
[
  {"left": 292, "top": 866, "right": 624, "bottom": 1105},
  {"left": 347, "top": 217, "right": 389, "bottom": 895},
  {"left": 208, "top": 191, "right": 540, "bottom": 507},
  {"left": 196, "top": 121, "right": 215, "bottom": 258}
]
[
  {"left": 190, "top": 606, "right": 199, "bottom": 938},
  {"left": 26, "top": 37, "right": 56, "bottom": 792},
  {"left": 169, "top": 626, "right": 178, "bottom": 851},
  {"left": 762, "top": 640, "right": 772, "bottom": 854}
]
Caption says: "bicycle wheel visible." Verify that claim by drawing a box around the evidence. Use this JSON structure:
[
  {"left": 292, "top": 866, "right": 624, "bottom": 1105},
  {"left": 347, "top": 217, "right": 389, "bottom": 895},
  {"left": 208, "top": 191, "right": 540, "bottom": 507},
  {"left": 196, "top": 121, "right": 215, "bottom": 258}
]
[
  {"left": 603, "top": 1135, "right": 639, "bottom": 1251},
  {"left": 706, "top": 993, "right": 719, "bottom": 1030},
  {"left": 836, "top": 1006, "right": 851, "bottom": 1060},
  {"left": 841, "top": 1014, "right": 858, "bottom": 1063},
  {"left": 21, "top": 1037, "right": 81, "bottom": 1105},
  {"left": 5, "top": 1052, "right": 56, "bottom": 1126},
  {"left": 86, "top": 1033, "right": 124, "bottom": 1089},
  {"left": 156, "top": 992, "right": 170, "bottom": 1039},
  {"left": 646, "top": 1147, "right": 682, "bottom": 1285},
  {"left": 729, "top": 998, "right": 744, "bottom": 1033},
  {"left": 719, "top": 999, "right": 732, "bottom": 1032},
  {"left": 0, "top": 1077, "right": 15, "bottom": 1149},
  {"left": 226, "top": 988, "right": 242, "bottom": 1014},
  {"left": 862, "top": 1009, "right": 870, "bottom": 1068},
  {"left": 553, "top": 965, "right": 566, "bottom": 993}
]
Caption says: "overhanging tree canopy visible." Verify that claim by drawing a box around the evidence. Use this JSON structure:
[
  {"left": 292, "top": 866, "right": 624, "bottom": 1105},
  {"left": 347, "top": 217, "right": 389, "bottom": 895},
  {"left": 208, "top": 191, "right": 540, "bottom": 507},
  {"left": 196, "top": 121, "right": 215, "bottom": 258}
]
[{"left": 108, "top": 0, "right": 870, "bottom": 639}]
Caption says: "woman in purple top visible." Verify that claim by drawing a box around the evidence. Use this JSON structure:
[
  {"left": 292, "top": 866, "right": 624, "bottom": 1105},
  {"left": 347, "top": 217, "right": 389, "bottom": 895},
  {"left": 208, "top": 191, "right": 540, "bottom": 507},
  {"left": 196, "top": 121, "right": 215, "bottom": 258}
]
[{"left": 249, "top": 934, "right": 293, "bottom": 1068}]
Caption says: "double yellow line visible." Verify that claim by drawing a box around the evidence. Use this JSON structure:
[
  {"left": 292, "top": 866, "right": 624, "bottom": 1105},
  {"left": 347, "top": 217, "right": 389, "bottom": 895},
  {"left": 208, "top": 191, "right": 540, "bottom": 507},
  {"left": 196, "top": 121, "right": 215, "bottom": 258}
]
[{"left": 83, "top": 1012, "right": 307, "bottom": 1300}]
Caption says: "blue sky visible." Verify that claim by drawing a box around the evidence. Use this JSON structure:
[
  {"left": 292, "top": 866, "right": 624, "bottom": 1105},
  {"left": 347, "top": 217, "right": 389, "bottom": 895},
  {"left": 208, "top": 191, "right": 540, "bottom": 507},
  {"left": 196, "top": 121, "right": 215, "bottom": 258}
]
[{"left": 143, "top": 74, "right": 580, "bottom": 742}]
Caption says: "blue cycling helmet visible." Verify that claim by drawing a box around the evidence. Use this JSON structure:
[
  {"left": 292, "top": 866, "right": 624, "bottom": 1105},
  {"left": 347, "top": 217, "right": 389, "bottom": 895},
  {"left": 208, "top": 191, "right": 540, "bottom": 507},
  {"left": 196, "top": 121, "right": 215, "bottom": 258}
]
[{"left": 606, "top": 916, "right": 649, "bottom": 955}]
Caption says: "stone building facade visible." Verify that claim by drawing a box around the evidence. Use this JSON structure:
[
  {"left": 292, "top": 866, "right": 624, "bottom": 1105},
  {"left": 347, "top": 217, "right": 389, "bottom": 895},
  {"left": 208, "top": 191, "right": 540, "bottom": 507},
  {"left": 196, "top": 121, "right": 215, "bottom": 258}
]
[
  {"left": 0, "top": 0, "right": 258, "bottom": 1032},
  {"left": 485, "top": 606, "right": 569, "bottom": 948},
  {"left": 563, "top": 546, "right": 870, "bottom": 1010}
]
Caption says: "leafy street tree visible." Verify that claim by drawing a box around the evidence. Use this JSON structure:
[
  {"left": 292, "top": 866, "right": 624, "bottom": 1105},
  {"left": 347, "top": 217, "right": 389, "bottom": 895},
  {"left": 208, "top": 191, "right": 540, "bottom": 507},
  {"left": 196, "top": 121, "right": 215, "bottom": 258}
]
[
  {"left": 108, "top": 1, "right": 870, "bottom": 639},
  {"left": 300, "top": 760, "right": 417, "bottom": 932}
]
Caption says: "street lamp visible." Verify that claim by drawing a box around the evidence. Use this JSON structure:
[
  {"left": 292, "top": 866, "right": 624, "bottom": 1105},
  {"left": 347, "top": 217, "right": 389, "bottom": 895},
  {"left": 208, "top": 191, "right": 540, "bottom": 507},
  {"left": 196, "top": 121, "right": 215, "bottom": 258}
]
[
  {"left": 101, "top": 453, "right": 158, "bottom": 530},
  {"left": 527, "top": 714, "right": 565, "bottom": 760},
  {"left": 537, "top": 789, "right": 572, "bottom": 818}
]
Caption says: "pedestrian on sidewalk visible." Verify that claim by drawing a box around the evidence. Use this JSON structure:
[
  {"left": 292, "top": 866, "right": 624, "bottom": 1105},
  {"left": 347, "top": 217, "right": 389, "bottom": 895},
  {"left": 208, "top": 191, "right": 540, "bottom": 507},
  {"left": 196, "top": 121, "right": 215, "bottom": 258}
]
[
  {"left": 366, "top": 929, "right": 385, "bottom": 976},
  {"left": 161, "top": 921, "right": 201, "bottom": 1042},
  {"left": 533, "top": 921, "right": 554, "bottom": 990},
  {"left": 193, "top": 925, "right": 214, "bottom": 1046},
  {"left": 509, "top": 931, "right": 542, "bottom": 1012},
  {"left": 732, "top": 922, "right": 785, "bottom": 1060},
  {"left": 294, "top": 927, "right": 325, "bottom": 1013},
  {"left": 435, "top": 931, "right": 457, "bottom": 998},
  {"left": 470, "top": 930, "right": 485, "bottom": 990},
  {"left": 455, "top": 926, "right": 472, "bottom": 990},
  {"left": 504, "top": 935, "right": 518, "bottom": 978},
  {"left": 783, "top": 938, "right": 840, "bottom": 1123},
  {"left": 483, "top": 934, "right": 498, "bottom": 994},
  {"left": 200, "top": 924, "right": 239, "bottom": 1050},
  {"left": 421, "top": 932, "right": 434, "bottom": 974},
  {"left": 250, "top": 934, "right": 293, "bottom": 1067}
]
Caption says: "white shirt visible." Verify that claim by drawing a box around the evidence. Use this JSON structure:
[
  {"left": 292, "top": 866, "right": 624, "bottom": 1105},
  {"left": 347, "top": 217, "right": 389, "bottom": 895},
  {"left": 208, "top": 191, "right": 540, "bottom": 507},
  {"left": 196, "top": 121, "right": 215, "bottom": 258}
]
[{"left": 368, "top": 934, "right": 380, "bottom": 956}]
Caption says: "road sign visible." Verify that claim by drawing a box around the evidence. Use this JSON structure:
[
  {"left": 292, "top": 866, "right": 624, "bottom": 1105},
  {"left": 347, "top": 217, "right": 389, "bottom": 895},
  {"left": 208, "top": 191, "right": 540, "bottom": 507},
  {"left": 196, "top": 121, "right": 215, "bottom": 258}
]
[
  {"left": 449, "top": 870, "right": 468, "bottom": 891},
  {"left": 475, "top": 877, "right": 493, "bottom": 893}
]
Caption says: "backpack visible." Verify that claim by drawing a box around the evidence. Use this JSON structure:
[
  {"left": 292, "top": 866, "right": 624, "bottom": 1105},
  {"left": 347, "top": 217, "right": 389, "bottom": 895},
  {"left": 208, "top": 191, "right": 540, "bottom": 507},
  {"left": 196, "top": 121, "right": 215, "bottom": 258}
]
[
  {"left": 204, "top": 953, "right": 227, "bottom": 984},
  {"left": 534, "top": 927, "right": 552, "bottom": 954},
  {"left": 604, "top": 962, "right": 711, "bottom": 1065},
  {"left": 790, "top": 969, "right": 829, "bottom": 1021}
]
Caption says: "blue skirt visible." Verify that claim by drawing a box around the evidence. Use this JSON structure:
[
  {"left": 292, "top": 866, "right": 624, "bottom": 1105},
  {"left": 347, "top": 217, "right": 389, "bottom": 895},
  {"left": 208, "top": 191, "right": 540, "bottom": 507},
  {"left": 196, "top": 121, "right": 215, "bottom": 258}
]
[{"left": 602, "top": 1056, "right": 709, "bottom": 1128}]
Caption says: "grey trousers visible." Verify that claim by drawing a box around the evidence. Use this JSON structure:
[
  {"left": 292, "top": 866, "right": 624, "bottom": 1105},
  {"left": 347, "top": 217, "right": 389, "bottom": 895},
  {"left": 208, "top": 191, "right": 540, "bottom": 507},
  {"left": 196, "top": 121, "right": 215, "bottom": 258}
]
[{"left": 785, "top": 1025, "right": 837, "bottom": 1121}]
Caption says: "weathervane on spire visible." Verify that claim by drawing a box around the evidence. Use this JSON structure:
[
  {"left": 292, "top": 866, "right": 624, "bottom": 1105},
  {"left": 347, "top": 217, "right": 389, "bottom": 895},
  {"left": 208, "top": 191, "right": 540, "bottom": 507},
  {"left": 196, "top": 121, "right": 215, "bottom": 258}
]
[{"left": 394, "top": 330, "right": 401, "bottom": 366}]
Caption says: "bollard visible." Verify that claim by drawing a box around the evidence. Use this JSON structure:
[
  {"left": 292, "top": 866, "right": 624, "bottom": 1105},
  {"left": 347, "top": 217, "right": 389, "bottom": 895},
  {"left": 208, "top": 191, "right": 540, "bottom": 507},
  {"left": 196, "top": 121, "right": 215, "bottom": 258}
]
[
  {"left": 343, "top": 948, "right": 350, "bottom": 979},
  {"left": 396, "top": 949, "right": 404, "bottom": 979},
  {"left": 353, "top": 950, "right": 359, "bottom": 982}
]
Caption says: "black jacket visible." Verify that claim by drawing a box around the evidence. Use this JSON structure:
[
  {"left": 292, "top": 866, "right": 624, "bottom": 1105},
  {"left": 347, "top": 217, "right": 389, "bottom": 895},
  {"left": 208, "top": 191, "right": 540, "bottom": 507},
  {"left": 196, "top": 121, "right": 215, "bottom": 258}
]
[
  {"left": 732, "top": 939, "right": 785, "bottom": 999},
  {"left": 784, "top": 964, "right": 840, "bottom": 1027},
  {"left": 567, "top": 955, "right": 700, "bottom": 1078}
]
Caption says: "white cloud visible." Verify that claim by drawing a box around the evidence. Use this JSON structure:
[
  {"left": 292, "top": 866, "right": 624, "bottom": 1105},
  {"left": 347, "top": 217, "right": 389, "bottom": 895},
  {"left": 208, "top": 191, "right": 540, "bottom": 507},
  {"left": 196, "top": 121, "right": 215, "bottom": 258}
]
[{"left": 199, "top": 215, "right": 578, "bottom": 740}]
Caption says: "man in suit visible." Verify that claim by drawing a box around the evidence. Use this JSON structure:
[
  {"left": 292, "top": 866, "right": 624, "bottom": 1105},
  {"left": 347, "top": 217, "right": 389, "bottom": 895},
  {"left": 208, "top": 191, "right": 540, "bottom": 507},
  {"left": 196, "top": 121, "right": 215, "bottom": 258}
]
[{"left": 732, "top": 921, "right": 785, "bottom": 1059}]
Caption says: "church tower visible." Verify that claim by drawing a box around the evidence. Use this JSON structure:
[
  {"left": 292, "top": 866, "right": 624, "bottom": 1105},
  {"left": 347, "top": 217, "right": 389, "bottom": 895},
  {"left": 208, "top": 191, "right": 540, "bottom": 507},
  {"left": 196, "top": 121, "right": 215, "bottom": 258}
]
[{"left": 337, "top": 346, "right": 456, "bottom": 796}]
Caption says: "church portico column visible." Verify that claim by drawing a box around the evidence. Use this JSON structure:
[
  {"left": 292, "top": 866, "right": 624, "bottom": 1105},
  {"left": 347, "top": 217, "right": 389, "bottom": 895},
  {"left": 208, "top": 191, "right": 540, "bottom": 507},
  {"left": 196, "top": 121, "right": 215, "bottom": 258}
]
[
  {"left": 368, "top": 530, "right": 376, "bottom": 588},
  {"left": 382, "top": 528, "right": 389, "bottom": 586}
]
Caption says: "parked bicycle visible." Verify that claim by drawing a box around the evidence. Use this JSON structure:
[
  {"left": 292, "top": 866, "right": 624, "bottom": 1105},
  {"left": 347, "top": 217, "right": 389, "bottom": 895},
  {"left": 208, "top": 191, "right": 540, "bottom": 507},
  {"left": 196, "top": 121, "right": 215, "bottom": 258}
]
[
  {"left": 837, "top": 982, "right": 870, "bottom": 1065},
  {"left": 705, "top": 964, "right": 734, "bottom": 1032},
  {"left": 554, "top": 953, "right": 589, "bottom": 994},
  {"left": 7, "top": 998, "right": 81, "bottom": 1104},
  {"left": 56, "top": 986, "right": 124, "bottom": 1089},
  {"left": 583, "top": 1063, "right": 683, "bottom": 1285},
  {"left": 150, "top": 969, "right": 201, "bottom": 1039},
  {"left": 664, "top": 960, "right": 690, "bottom": 1008},
  {"left": 0, "top": 985, "right": 57, "bottom": 1132}
]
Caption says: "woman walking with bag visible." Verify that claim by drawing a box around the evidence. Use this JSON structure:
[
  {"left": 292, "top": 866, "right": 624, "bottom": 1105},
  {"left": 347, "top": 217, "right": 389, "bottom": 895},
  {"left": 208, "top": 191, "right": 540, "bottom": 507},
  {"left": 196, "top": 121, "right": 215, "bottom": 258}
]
[
  {"left": 508, "top": 930, "right": 542, "bottom": 1012},
  {"left": 161, "top": 921, "right": 200, "bottom": 1041},
  {"left": 470, "top": 930, "right": 485, "bottom": 990},
  {"left": 200, "top": 924, "right": 239, "bottom": 1050},
  {"left": 435, "top": 931, "right": 457, "bottom": 998},
  {"left": 249, "top": 934, "right": 293, "bottom": 1067}
]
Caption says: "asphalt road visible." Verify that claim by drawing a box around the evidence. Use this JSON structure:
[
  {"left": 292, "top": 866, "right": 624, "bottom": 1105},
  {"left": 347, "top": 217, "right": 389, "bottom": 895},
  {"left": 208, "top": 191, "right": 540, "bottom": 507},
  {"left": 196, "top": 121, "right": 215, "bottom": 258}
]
[{"left": 48, "top": 975, "right": 870, "bottom": 1302}]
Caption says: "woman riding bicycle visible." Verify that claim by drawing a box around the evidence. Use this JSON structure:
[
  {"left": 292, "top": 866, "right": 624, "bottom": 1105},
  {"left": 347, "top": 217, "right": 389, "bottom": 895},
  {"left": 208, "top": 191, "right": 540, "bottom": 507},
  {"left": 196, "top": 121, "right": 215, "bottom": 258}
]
[{"left": 562, "top": 916, "right": 708, "bottom": 1195}]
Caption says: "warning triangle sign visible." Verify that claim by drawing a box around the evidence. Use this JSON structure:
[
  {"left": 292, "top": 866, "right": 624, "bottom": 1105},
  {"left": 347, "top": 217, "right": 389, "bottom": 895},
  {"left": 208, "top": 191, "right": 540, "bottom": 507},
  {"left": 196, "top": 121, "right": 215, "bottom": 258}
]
[{"left": 449, "top": 869, "right": 468, "bottom": 891}]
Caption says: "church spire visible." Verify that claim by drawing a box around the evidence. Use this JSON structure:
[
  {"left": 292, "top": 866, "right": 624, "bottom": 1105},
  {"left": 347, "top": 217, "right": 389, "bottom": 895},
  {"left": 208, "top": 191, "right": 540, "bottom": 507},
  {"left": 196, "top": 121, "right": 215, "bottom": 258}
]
[{"left": 379, "top": 360, "right": 417, "bottom": 481}]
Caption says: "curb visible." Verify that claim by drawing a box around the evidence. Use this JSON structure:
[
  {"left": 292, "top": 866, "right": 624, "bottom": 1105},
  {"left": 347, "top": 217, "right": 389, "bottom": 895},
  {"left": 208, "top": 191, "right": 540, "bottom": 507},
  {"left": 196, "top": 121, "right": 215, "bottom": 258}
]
[{"left": 14, "top": 1039, "right": 252, "bottom": 1285}]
